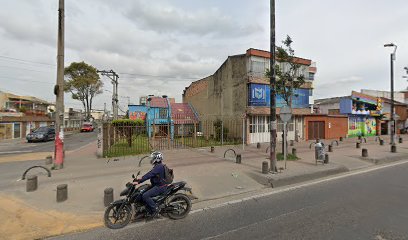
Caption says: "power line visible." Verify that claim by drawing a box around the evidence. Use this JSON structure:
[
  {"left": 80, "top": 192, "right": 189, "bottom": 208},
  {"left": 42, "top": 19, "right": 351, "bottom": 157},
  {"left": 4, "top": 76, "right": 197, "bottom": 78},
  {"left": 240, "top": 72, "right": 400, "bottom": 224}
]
[
  {"left": 0, "top": 65, "right": 54, "bottom": 74},
  {"left": 119, "top": 72, "right": 200, "bottom": 80},
  {"left": 0, "top": 55, "right": 56, "bottom": 67},
  {"left": 0, "top": 76, "right": 54, "bottom": 85}
]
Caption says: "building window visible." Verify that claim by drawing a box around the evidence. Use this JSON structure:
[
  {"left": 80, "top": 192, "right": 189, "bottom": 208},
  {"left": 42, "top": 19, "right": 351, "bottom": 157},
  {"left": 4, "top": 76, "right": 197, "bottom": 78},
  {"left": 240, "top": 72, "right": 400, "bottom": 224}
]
[
  {"left": 159, "top": 109, "right": 168, "bottom": 119},
  {"left": 309, "top": 72, "right": 315, "bottom": 80}
]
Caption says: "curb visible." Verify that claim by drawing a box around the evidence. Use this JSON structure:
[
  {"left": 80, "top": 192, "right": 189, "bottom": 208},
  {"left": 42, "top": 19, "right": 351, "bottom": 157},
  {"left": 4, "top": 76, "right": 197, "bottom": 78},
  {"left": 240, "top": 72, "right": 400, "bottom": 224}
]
[{"left": 246, "top": 165, "right": 349, "bottom": 188}]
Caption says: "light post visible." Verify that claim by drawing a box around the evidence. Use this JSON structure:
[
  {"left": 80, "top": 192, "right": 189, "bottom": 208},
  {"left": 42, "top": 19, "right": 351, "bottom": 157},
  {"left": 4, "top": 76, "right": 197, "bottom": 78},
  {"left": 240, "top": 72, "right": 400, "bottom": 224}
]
[{"left": 384, "top": 43, "right": 397, "bottom": 147}]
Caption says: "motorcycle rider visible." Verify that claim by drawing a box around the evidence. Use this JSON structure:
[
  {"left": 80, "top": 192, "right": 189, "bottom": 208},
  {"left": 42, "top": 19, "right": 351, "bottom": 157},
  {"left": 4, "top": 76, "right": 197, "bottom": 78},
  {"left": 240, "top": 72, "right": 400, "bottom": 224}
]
[{"left": 133, "top": 151, "right": 168, "bottom": 219}]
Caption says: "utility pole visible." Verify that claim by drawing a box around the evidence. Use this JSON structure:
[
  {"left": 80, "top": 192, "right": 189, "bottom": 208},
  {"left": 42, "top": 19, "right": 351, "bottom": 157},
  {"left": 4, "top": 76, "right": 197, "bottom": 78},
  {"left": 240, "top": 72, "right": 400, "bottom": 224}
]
[
  {"left": 384, "top": 43, "right": 397, "bottom": 147},
  {"left": 54, "top": 0, "right": 65, "bottom": 169},
  {"left": 97, "top": 70, "right": 119, "bottom": 120},
  {"left": 269, "top": 0, "right": 277, "bottom": 173}
]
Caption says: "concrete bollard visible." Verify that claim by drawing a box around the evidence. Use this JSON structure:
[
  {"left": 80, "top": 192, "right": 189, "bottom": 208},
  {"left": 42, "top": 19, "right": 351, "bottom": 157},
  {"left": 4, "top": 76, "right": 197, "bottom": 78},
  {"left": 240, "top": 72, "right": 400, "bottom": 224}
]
[
  {"left": 210, "top": 146, "right": 214, "bottom": 153},
  {"left": 45, "top": 155, "right": 53, "bottom": 165},
  {"left": 356, "top": 142, "right": 361, "bottom": 149},
  {"left": 380, "top": 139, "right": 384, "bottom": 145},
  {"left": 57, "top": 184, "right": 68, "bottom": 202},
  {"left": 290, "top": 140, "right": 294, "bottom": 146},
  {"left": 26, "top": 175, "right": 38, "bottom": 192},
  {"left": 257, "top": 143, "right": 261, "bottom": 149},
  {"left": 292, "top": 148, "right": 297, "bottom": 157},
  {"left": 362, "top": 148, "right": 368, "bottom": 158},
  {"left": 328, "top": 145, "right": 333, "bottom": 152},
  {"left": 262, "top": 161, "right": 268, "bottom": 174},
  {"left": 235, "top": 154, "right": 242, "bottom": 164},
  {"left": 399, "top": 137, "right": 403, "bottom": 143},
  {"left": 104, "top": 188, "right": 114, "bottom": 207},
  {"left": 324, "top": 154, "right": 329, "bottom": 164},
  {"left": 340, "top": 137, "right": 343, "bottom": 142},
  {"left": 391, "top": 145, "right": 397, "bottom": 153}
]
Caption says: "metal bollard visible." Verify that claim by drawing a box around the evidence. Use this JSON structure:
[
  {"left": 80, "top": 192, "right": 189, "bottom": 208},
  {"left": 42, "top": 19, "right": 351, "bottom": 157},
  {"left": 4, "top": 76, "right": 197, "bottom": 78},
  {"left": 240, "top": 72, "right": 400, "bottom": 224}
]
[
  {"left": 262, "top": 161, "right": 268, "bottom": 174},
  {"left": 328, "top": 145, "right": 333, "bottom": 152},
  {"left": 391, "top": 145, "right": 397, "bottom": 153},
  {"left": 104, "top": 188, "right": 114, "bottom": 207},
  {"left": 340, "top": 137, "right": 343, "bottom": 142},
  {"left": 380, "top": 139, "right": 384, "bottom": 145},
  {"left": 236, "top": 154, "right": 242, "bottom": 164},
  {"left": 257, "top": 143, "right": 261, "bottom": 149},
  {"left": 45, "top": 156, "right": 53, "bottom": 165},
  {"left": 324, "top": 154, "right": 329, "bottom": 164},
  {"left": 356, "top": 142, "right": 361, "bottom": 148},
  {"left": 292, "top": 148, "right": 297, "bottom": 157},
  {"left": 399, "top": 137, "right": 403, "bottom": 143},
  {"left": 290, "top": 140, "right": 294, "bottom": 146},
  {"left": 57, "top": 184, "right": 68, "bottom": 202},
  {"left": 362, "top": 148, "right": 368, "bottom": 157},
  {"left": 26, "top": 175, "right": 38, "bottom": 192},
  {"left": 210, "top": 146, "right": 214, "bottom": 153}
]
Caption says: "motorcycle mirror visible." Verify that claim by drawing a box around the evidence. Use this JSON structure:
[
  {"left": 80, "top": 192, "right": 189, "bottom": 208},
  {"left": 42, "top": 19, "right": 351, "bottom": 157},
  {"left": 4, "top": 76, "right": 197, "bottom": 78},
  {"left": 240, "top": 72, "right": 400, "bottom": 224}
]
[{"left": 132, "top": 174, "right": 135, "bottom": 178}]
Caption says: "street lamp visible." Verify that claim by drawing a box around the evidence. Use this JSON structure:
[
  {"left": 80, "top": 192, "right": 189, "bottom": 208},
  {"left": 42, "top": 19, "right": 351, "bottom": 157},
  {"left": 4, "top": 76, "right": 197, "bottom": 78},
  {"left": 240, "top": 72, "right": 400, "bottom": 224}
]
[{"left": 384, "top": 43, "right": 397, "bottom": 147}]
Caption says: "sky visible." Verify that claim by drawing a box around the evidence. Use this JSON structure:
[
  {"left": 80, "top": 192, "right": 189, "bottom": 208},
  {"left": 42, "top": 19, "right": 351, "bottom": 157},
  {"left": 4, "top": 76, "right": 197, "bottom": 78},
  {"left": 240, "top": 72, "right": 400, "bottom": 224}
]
[{"left": 0, "top": 0, "right": 407, "bottom": 113}]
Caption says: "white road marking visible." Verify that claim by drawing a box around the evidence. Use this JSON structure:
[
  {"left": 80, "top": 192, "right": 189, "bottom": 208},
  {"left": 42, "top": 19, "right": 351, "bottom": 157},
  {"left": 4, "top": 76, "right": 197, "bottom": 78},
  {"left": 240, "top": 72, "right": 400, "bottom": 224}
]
[
  {"left": 190, "top": 159, "right": 408, "bottom": 214},
  {"left": 0, "top": 150, "right": 33, "bottom": 155}
]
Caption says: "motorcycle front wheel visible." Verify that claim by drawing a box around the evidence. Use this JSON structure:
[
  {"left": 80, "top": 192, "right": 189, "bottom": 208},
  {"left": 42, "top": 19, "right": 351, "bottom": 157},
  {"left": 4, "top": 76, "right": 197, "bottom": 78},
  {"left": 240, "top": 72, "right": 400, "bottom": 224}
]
[
  {"left": 166, "top": 194, "right": 192, "bottom": 220},
  {"left": 104, "top": 204, "right": 132, "bottom": 229}
]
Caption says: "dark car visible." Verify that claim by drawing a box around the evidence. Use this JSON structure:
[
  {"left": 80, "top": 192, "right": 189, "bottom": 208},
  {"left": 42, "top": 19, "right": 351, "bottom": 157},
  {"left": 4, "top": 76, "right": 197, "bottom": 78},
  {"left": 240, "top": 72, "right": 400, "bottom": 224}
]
[
  {"left": 26, "top": 127, "right": 56, "bottom": 143},
  {"left": 400, "top": 127, "right": 408, "bottom": 134}
]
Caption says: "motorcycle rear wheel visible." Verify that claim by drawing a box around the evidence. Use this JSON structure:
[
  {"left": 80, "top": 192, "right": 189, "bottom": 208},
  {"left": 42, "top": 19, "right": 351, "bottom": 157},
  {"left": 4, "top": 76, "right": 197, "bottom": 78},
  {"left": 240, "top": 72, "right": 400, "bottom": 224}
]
[
  {"left": 104, "top": 204, "right": 132, "bottom": 229},
  {"left": 166, "top": 194, "right": 191, "bottom": 220}
]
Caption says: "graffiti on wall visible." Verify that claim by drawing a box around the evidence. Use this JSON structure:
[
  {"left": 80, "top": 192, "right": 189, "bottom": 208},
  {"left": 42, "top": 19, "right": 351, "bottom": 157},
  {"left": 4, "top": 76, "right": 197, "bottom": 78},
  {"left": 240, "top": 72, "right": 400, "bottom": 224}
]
[{"left": 129, "top": 111, "right": 146, "bottom": 121}]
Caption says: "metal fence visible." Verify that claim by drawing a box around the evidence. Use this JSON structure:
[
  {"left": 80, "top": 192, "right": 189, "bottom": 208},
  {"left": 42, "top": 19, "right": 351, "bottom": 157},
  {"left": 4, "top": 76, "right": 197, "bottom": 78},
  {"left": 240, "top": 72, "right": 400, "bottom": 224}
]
[{"left": 102, "top": 118, "right": 244, "bottom": 157}]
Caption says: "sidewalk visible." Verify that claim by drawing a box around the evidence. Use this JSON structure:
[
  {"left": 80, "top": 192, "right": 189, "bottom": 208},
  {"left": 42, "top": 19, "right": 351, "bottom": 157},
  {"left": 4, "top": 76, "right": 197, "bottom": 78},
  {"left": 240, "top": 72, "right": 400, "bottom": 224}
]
[{"left": 1, "top": 135, "right": 408, "bottom": 240}]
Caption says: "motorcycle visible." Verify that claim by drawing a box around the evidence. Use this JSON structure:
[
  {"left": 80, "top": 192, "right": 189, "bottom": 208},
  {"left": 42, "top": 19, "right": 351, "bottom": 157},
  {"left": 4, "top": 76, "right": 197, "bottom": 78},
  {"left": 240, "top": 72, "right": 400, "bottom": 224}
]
[{"left": 104, "top": 171, "right": 192, "bottom": 229}]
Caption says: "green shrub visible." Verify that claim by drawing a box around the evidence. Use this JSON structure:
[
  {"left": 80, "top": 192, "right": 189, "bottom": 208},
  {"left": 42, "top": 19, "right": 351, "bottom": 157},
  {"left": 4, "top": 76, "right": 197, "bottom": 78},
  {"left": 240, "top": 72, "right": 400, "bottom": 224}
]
[{"left": 112, "top": 119, "right": 144, "bottom": 126}]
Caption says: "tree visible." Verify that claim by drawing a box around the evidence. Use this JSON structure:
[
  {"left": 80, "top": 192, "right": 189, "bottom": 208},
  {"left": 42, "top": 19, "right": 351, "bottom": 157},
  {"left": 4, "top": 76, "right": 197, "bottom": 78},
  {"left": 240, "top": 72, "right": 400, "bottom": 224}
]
[
  {"left": 64, "top": 62, "right": 103, "bottom": 121},
  {"left": 266, "top": 35, "right": 305, "bottom": 156},
  {"left": 266, "top": 35, "right": 305, "bottom": 106}
]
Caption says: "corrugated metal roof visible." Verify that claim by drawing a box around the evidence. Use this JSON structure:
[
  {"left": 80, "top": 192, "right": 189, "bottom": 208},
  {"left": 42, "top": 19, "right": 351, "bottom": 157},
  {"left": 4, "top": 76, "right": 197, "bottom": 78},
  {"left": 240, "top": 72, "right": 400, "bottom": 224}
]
[
  {"left": 149, "top": 97, "right": 168, "bottom": 108},
  {"left": 171, "top": 103, "right": 199, "bottom": 124}
]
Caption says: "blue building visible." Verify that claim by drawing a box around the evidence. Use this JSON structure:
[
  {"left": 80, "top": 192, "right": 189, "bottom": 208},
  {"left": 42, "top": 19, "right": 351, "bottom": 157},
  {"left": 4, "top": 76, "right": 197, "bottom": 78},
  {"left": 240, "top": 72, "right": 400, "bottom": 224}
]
[{"left": 128, "top": 97, "right": 174, "bottom": 139}]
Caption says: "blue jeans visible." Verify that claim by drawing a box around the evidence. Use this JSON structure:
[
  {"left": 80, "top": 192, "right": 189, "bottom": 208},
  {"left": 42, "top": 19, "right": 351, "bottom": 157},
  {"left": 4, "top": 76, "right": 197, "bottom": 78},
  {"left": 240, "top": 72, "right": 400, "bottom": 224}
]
[{"left": 142, "top": 185, "right": 167, "bottom": 213}]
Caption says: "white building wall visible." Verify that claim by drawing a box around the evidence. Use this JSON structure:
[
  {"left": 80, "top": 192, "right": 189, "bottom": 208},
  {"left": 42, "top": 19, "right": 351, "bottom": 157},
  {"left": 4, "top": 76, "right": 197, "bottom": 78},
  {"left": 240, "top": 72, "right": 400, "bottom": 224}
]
[{"left": 361, "top": 89, "right": 405, "bottom": 103}]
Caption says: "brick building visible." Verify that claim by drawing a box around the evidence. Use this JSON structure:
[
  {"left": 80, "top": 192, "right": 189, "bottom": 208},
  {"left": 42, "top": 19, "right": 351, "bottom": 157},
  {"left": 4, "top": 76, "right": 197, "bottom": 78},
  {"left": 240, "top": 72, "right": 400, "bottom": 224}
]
[{"left": 183, "top": 48, "right": 317, "bottom": 144}]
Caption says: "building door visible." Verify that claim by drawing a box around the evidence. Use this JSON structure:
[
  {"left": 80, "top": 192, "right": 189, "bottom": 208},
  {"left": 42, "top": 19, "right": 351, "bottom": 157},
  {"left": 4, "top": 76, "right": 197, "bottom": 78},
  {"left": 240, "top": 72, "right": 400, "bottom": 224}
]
[
  {"left": 13, "top": 123, "right": 21, "bottom": 139},
  {"left": 308, "top": 121, "right": 325, "bottom": 140}
]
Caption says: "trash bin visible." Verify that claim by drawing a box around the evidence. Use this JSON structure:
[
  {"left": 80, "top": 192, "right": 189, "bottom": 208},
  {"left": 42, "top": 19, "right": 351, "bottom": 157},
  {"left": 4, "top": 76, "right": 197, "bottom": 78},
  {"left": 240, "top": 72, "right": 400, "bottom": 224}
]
[{"left": 315, "top": 142, "right": 326, "bottom": 161}]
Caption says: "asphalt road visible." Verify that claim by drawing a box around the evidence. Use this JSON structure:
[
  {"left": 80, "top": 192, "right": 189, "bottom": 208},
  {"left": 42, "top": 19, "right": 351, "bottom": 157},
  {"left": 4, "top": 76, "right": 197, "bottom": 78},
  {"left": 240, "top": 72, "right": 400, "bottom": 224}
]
[
  {"left": 50, "top": 161, "right": 408, "bottom": 240},
  {"left": 0, "top": 131, "right": 97, "bottom": 155}
]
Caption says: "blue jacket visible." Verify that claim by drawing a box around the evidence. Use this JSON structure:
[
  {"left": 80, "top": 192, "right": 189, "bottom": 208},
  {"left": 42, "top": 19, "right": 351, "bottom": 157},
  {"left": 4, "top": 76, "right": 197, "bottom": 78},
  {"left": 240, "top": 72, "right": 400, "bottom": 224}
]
[{"left": 139, "top": 163, "right": 165, "bottom": 186}]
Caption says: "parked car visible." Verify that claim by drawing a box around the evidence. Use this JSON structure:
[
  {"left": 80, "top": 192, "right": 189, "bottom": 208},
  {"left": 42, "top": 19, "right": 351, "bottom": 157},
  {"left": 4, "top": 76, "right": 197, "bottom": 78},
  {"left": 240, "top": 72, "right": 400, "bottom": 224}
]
[
  {"left": 26, "top": 127, "right": 55, "bottom": 143},
  {"left": 81, "top": 123, "right": 94, "bottom": 132}
]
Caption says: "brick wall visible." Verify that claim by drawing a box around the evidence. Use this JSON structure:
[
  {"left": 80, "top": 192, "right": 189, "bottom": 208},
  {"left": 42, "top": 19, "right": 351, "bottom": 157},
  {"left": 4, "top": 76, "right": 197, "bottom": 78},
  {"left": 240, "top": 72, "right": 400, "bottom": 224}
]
[{"left": 304, "top": 115, "right": 348, "bottom": 141}]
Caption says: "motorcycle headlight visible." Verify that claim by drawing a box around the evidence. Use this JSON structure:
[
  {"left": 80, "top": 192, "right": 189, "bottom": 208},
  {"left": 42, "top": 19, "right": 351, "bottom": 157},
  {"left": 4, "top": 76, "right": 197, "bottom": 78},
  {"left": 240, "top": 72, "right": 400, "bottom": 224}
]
[{"left": 37, "top": 134, "right": 44, "bottom": 138}]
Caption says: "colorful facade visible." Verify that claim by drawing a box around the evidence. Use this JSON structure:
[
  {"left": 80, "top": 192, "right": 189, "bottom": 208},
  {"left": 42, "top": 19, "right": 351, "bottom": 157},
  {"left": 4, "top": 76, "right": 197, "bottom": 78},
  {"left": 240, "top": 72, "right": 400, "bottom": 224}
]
[{"left": 339, "top": 92, "right": 382, "bottom": 137}]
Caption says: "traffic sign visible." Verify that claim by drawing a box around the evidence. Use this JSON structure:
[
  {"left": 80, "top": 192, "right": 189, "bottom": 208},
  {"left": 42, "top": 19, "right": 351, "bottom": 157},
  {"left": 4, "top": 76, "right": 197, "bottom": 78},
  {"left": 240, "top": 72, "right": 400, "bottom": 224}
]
[{"left": 280, "top": 106, "right": 292, "bottom": 122}]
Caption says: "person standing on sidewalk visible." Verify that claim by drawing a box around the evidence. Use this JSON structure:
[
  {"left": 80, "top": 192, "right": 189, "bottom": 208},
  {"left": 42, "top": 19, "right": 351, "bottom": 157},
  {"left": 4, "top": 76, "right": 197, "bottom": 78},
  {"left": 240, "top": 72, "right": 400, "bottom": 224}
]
[{"left": 133, "top": 151, "right": 167, "bottom": 219}]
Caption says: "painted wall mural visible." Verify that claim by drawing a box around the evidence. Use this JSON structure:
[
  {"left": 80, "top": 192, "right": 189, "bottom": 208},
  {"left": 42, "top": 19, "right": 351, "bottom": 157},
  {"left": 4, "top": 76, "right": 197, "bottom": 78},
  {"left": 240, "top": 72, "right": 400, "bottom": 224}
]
[{"left": 348, "top": 116, "right": 376, "bottom": 137}]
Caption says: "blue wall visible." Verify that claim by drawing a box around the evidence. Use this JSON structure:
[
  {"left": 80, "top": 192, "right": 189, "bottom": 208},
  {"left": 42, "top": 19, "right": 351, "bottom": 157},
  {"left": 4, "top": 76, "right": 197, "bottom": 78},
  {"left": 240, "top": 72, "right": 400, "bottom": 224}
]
[
  {"left": 248, "top": 84, "right": 311, "bottom": 108},
  {"left": 128, "top": 104, "right": 174, "bottom": 138},
  {"left": 340, "top": 98, "right": 352, "bottom": 114}
]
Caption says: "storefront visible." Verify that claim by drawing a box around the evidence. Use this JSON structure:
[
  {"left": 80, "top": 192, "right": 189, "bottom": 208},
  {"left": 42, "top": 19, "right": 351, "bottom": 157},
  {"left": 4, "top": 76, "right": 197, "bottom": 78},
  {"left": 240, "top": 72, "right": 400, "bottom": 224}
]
[
  {"left": 246, "top": 83, "right": 312, "bottom": 143},
  {"left": 339, "top": 92, "right": 382, "bottom": 137}
]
